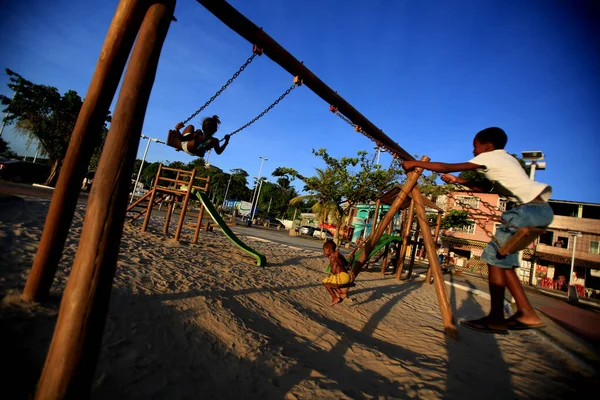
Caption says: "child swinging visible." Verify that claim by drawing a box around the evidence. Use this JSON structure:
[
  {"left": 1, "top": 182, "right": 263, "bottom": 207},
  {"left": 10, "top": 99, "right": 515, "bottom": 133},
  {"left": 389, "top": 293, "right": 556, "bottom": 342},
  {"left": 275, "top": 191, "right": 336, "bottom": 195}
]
[{"left": 168, "top": 115, "right": 230, "bottom": 157}]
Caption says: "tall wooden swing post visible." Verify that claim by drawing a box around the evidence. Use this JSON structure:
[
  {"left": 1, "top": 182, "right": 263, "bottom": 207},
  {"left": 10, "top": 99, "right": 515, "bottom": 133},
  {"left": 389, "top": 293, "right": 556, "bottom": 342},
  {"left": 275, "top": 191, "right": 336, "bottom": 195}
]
[
  {"left": 380, "top": 220, "right": 393, "bottom": 274},
  {"left": 22, "top": 0, "right": 149, "bottom": 303},
  {"left": 34, "top": 1, "right": 176, "bottom": 399},
  {"left": 396, "top": 199, "right": 415, "bottom": 280},
  {"left": 368, "top": 198, "right": 381, "bottom": 240},
  {"left": 407, "top": 221, "right": 421, "bottom": 278},
  {"left": 411, "top": 186, "right": 458, "bottom": 339},
  {"left": 351, "top": 157, "right": 426, "bottom": 280},
  {"left": 426, "top": 212, "right": 443, "bottom": 283}
]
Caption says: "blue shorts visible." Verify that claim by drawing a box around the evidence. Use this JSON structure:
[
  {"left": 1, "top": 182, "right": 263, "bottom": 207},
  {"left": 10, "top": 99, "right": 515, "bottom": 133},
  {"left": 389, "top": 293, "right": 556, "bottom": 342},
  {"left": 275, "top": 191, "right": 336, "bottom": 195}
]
[{"left": 482, "top": 201, "right": 554, "bottom": 269}]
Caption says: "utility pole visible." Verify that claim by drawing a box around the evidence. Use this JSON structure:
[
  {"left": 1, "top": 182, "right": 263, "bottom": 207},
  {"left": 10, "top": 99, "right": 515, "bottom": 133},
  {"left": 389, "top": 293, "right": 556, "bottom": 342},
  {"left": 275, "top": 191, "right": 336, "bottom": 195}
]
[
  {"left": 223, "top": 172, "right": 233, "bottom": 208},
  {"left": 130, "top": 134, "right": 165, "bottom": 204},
  {"left": 251, "top": 178, "right": 266, "bottom": 221},
  {"left": 250, "top": 156, "right": 267, "bottom": 207}
]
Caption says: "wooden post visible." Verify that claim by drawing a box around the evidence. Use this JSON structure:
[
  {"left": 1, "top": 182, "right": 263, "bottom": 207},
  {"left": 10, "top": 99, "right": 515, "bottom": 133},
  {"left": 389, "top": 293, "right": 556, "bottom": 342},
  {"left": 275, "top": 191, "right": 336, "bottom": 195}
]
[
  {"left": 193, "top": 204, "right": 205, "bottom": 243},
  {"left": 407, "top": 222, "right": 420, "bottom": 279},
  {"left": 351, "top": 157, "right": 427, "bottom": 280},
  {"left": 368, "top": 199, "right": 381, "bottom": 239},
  {"left": 162, "top": 170, "right": 180, "bottom": 234},
  {"left": 22, "top": 0, "right": 148, "bottom": 303},
  {"left": 174, "top": 169, "right": 196, "bottom": 241},
  {"left": 412, "top": 185, "right": 458, "bottom": 340},
  {"left": 142, "top": 163, "right": 162, "bottom": 232},
  {"left": 164, "top": 198, "right": 175, "bottom": 234},
  {"left": 380, "top": 221, "right": 393, "bottom": 274},
  {"left": 396, "top": 199, "right": 415, "bottom": 280},
  {"left": 34, "top": 2, "right": 176, "bottom": 399},
  {"left": 426, "top": 211, "right": 443, "bottom": 283}
]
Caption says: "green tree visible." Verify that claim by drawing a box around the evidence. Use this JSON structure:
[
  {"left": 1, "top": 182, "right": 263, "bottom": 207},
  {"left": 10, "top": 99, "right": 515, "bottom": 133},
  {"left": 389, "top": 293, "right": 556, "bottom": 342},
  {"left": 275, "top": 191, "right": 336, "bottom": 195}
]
[
  {"left": 0, "top": 137, "right": 18, "bottom": 158},
  {"left": 457, "top": 152, "right": 530, "bottom": 189},
  {"left": 286, "top": 148, "right": 403, "bottom": 241},
  {"left": 0, "top": 69, "right": 111, "bottom": 185},
  {"left": 440, "top": 209, "right": 473, "bottom": 230}
]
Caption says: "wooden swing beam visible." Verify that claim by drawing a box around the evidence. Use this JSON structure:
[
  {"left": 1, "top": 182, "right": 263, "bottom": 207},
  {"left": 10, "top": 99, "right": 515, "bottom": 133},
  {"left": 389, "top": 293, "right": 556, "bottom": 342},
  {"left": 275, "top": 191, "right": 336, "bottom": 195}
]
[{"left": 195, "top": 0, "right": 414, "bottom": 162}]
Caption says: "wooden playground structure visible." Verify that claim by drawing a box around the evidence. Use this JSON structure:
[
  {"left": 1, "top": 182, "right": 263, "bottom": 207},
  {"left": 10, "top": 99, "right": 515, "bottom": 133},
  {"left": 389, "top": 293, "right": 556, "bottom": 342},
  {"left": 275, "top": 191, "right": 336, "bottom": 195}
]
[
  {"left": 125, "top": 163, "right": 216, "bottom": 243},
  {"left": 13, "top": 0, "right": 542, "bottom": 398}
]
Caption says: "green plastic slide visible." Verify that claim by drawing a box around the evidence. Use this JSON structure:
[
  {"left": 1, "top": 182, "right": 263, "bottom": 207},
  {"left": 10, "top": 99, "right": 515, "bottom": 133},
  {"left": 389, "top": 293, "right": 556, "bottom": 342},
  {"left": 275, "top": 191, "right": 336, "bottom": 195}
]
[
  {"left": 354, "top": 233, "right": 402, "bottom": 261},
  {"left": 326, "top": 234, "right": 402, "bottom": 273},
  {"left": 190, "top": 188, "right": 267, "bottom": 267}
]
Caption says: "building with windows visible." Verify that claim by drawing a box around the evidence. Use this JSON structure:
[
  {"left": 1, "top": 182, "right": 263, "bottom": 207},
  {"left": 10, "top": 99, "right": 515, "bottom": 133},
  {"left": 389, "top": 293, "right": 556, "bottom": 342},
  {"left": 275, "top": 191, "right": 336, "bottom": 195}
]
[
  {"left": 436, "top": 192, "right": 600, "bottom": 298},
  {"left": 524, "top": 200, "right": 600, "bottom": 297}
]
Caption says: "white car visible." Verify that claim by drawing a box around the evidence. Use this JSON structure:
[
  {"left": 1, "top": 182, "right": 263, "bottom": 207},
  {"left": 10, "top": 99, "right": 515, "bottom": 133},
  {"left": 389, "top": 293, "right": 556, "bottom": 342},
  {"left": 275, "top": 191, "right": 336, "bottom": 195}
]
[
  {"left": 298, "top": 225, "right": 316, "bottom": 236},
  {"left": 312, "top": 229, "right": 334, "bottom": 239}
]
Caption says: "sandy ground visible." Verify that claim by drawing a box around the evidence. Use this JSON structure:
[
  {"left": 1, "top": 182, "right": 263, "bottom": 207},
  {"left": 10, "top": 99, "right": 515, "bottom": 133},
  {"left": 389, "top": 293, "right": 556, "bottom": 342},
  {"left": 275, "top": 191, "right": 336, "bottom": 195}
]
[{"left": 1, "top": 194, "right": 598, "bottom": 399}]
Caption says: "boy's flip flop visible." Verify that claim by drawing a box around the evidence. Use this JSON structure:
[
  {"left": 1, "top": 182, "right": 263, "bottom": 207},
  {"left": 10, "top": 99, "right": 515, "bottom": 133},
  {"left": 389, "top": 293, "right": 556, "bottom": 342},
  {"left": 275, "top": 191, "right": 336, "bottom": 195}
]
[
  {"left": 460, "top": 319, "right": 509, "bottom": 335},
  {"left": 506, "top": 320, "right": 545, "bottom": 331}
]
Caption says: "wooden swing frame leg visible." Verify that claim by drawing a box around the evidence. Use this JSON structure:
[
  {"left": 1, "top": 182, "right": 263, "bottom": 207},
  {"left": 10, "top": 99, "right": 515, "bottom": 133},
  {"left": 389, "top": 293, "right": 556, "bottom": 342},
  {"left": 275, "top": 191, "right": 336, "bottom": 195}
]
[
  {"left": 411, "top": 185, "right": 458, "bottom": 340},
  {"left": 34, "top": 2, "right": 176, "bottom": 398},
  {"left": 22, "top": 0, "right": 149, "bottom": 303}
]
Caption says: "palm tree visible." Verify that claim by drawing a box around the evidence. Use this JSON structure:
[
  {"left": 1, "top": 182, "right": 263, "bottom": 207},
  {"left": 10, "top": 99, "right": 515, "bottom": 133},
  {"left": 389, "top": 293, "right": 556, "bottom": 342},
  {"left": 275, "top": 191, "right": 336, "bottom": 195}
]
[{"left": 289, "top": 168, "right": 342, "bottom": 240}]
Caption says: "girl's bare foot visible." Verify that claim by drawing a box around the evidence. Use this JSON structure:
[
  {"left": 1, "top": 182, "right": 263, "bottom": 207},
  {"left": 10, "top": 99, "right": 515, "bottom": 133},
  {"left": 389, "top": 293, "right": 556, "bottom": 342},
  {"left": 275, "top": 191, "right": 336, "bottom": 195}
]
[{"left": 330, "top": 297, "right": 342, "bottom": 306}]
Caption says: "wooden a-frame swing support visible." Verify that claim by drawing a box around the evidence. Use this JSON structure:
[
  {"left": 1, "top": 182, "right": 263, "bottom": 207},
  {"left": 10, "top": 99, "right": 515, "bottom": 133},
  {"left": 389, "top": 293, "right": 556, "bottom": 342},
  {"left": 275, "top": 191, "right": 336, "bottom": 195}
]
[
  {"left": 126, "top": 163, "right": 211, "bottom": 243},
  {"left": 22, "top": 1, "right": 455, "bottom": 398}
]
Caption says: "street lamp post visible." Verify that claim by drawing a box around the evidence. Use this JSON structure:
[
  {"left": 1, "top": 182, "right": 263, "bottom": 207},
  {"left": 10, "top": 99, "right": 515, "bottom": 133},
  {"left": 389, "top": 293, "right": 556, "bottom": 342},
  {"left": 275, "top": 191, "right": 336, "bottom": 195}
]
[
  {"left": 521, "top": 150, "right": 546, "bottom": 181},
  {"left": 374, "top": 146, "right": 387, "bottom": 165},
  {"left": 250, "top": 156, "right": 267, "bottom": 207},
  {"left": 130, "top": 134, "right": 165, "bottom": 204},
  {"left": 522, "top": 150, "right": 547, "bottom": 285},
  {"left": 251, "top": 178, "right": 267, "bottom": 222},
  {"left": 223, "top": 172, "right": 233, "bottom": 208}
]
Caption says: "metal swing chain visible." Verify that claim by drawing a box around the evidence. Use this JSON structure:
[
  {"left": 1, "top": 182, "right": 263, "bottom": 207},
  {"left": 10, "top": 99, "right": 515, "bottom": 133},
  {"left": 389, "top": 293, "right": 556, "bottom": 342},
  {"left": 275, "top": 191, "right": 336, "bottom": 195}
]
[
  {"left": 442, "top": 180, "right": 527, "bottom": 248},
  {"left": 331, "top": 109, "right": 377, "bottom": 143},
  {"left": 329, "top": 106, "right": 411, "bottom": 161},
  {"left": 223, "top": 80, "right": 301, "bottom": 140},
  {"left": 427, "top": 178, "right": 504, "bottom": 246},
  {"left": 445, "top": 189, "right": 502, "bottom": 246},
  {"left": 181, "top": 52, "right": 260, "bottom": 126}
]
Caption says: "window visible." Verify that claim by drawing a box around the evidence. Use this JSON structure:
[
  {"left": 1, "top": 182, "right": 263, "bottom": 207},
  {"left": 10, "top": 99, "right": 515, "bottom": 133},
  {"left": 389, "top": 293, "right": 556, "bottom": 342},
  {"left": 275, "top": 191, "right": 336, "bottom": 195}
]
[
  {"left": 498, "top": 199, "right": 508, "bottom": 211},
  {"left": 455, "top": 196, "right": 479, "bottom": 209},
  {"left": 454, "top": 223, "right": 475, "bottom": 234},
  {"left": 590, "top": 241, "right": 599, "bottom": 255},
  {"left": 539, "top": 230, "right": 554, "bottom": 246}
]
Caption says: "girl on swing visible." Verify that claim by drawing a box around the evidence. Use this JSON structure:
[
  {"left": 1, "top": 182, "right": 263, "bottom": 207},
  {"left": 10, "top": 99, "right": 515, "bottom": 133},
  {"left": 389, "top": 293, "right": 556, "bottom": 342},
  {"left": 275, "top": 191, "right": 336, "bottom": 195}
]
[{"left": 169, "top": 115, "right": 230, "bottom": 157}]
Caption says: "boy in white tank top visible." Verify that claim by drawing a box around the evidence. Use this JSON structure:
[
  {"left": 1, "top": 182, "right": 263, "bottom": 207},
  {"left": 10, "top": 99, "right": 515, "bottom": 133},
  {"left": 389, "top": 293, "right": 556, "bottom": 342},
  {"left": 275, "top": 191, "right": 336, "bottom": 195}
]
[{"left": 402, "top": 127, "right": 553, "bottom": 334}]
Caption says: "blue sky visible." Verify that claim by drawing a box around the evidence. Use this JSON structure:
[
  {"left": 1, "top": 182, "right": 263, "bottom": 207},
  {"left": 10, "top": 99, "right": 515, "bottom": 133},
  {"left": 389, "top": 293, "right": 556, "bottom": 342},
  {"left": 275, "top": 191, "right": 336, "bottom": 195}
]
[{"left": 1, "top": 0, "right": 598, "bottom": 203}]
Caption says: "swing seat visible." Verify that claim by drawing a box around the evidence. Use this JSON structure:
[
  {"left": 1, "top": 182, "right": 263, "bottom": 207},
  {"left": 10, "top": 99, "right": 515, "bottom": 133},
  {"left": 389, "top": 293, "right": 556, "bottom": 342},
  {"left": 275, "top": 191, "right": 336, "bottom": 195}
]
[
  {"left": 166, "top": 130, "right": 180, "bottom": 150},
  {"left": 498, "top": 227, "right": 545, "bottom": 256}
]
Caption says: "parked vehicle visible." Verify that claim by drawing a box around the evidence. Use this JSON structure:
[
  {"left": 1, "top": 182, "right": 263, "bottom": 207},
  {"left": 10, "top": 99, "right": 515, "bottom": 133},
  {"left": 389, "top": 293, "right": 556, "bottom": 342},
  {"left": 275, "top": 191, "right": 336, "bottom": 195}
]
[
  {"left": 313, "top": 229, "right": 334, "bottom": 239},
  {"left": 0, "top": 160, "right": 50, "bottom": 184},
  {"left": 298, "top": 225, "right": 316, "bottom": 236},
  {"left": 263, "top": 216, "right": 285, "bottom": 229}
]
